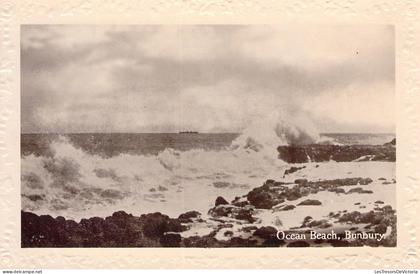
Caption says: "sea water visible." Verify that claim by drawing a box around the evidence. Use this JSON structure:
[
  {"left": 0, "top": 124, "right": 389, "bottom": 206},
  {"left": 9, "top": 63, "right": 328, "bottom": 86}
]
[{"left": 21, "top": 132, "right": 395, "bottom": 221}]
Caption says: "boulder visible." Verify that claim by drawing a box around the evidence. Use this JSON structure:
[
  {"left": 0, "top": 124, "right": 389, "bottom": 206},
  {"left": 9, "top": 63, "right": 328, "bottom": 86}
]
[
  {"left": 297, "top": 199, "right": 322, "bottom": 206},
  {"left": 347, "top": 187, "right": 373, "bottom": 194},
  {"left": 215, "top": 196, "right": 229, "bottom": 206},
  {"left": 178, "top": 211, "right": 201, "bottom": 222},
  {"left": 246, "top": 185, "right": 285, "bottom": 209}
]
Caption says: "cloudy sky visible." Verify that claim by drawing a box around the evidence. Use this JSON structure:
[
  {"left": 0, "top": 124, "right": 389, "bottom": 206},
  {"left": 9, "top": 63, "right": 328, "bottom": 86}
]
[{"left": 21, "top": 25, "right": 395, "bottom": 133}]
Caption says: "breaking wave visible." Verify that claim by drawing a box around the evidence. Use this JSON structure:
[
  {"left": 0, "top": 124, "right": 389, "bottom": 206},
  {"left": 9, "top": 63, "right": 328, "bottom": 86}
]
[{"left": 21, "top": 115, "right": 325, "bottom": 220}]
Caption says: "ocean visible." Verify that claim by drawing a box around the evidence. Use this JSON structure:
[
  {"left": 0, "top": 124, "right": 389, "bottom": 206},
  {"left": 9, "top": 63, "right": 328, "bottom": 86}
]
[
  {"left": 21, "top": 133, "right": 394, "bottom": 157},
  {"left": 21, "top": 132, "right": 395, "bottom": 221}
]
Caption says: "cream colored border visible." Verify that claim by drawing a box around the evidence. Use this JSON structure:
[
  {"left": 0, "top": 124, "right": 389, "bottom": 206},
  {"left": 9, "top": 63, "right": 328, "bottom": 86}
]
[{"left": 0, "top": 0, "right": 419, "bottom": 269}]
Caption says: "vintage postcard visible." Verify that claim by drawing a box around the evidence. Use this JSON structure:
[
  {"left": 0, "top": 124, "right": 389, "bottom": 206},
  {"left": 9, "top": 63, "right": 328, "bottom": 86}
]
[
  {"left": 20, "top": 24, "right": 397, "bottom": 248},
  {"left": 1, "top": 0, "right": 419, "bottom": 270}
]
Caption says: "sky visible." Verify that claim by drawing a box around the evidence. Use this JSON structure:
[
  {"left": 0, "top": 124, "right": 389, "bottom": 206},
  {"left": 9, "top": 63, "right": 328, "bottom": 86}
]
[{"left": 21, "top": 25, "right": 395, "bottom": 133}]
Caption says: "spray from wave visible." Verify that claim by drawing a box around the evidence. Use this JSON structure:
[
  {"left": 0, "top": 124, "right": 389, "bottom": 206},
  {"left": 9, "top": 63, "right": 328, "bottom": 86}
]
[
  {"left": 231, "top": 111, "right": 329, "bottom": 153},
  {"left": 21, "top": 113, "right": 326, "bottom": 220}
]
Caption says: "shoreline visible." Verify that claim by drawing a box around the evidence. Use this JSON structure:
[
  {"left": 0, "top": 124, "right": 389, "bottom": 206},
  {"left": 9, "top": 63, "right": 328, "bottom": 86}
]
[{"left": 21, "top": 139, "right": 396, "bottom": 248}]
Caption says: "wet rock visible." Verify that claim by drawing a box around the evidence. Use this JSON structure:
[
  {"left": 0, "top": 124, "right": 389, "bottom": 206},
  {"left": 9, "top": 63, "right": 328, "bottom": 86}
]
[
  {"left": 301, "top": 218, "right": 331, "bottom": 229},
  {"left": 384, "top": 138, "right": 396, "bottom": 146},
  {"left": 139, "top": 212, "right": 186, "bottom": 238},
  {"left": 253, "top": 226, "right": 284, "bottom": 247},
  {"left": 253, "top": 226, "right": 277, "bottom": 239},
  {"left": 278, "top": 144, "right": 395, "bottom": 163},
  {"left": 224, "top": 230, "right": 234, "bottom": 237},
  {"left": 284, "top": 166, "right": 305, "bottom": 176},
  {"left": 178, "top": 211, "right": 201, "bottom": 223},
  {"left": 347, "top": 187, "right": 374, "bottom": 194},
  {"left": 246, "top": 185, "right": 284, "bottom": 209},
  {"left": 287, "top": 241, "right": 310, "bottom": 247},
  {"left": 215, "top": 196, "right": 229, "bottom": 206},
  {"left": 226, "top": 237, "right": 259, "bottom": 247},
  {"left": 232, "top": 200, "right": 250, "bottom": 207},
  {"left": 301, "top": 216, "right": 313, "bottom": 226},
  {"left": 328, "top": 187, "right": 345, "bottom": 194},
  {"left": 208, "top": 205, "right": 256, "bottom": 223},
  {"left": 182, "top": 235, "right": 222, "bottom": 248},
  {"left": 240, "top": 226, "right": 258, "bottom": 233},
  {"left": 328, "top": 212, "right": 341, "bottom": 218},
  {"left": 294, "top": 178, "right": 309, "bottom": 186},
  {"left": 328, "top": 239, "right": 350, "bottom": 247},
  {"left": 160, "top": 233, "right": 181, "bottom": 247},
  {"left": 297, "top": 199, "right": 322, "bottom": 206}
]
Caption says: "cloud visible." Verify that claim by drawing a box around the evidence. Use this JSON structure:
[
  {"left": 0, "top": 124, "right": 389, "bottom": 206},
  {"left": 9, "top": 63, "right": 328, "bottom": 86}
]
[
  {"left": 303, "top": 80, "right": 395, "bottom": 133},
  {"left": 21, "top": 25, "right": 395, "bottom": 133}
]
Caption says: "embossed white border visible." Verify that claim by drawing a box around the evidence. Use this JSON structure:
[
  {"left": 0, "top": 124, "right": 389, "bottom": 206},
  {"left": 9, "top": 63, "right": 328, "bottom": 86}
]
[{"left": 0, "top": 0, "right": 419, "bottom": 269}]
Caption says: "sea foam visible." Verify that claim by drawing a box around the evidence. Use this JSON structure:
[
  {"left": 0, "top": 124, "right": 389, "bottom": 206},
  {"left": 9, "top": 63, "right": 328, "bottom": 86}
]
[{"left": 21, "top": 116, "right": 323, "bottom": 220}]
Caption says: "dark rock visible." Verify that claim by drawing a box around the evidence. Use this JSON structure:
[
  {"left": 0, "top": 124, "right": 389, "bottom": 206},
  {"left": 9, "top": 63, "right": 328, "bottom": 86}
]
[
  {"left": 287, "top": 241, "right": 310, "bottom": 247},
  {"left": 253, "top": 226, "right": 277, "bottom": 239},
  {"left": 301, "top": 219, "right": 331, "bottom": 229},
  {"left": 328, "top": 187, "right": 345, "bottom": 194},
  {"left": 224, "top": 230, "right": 234, "bottom": 237},
  {"left": 253, "top": 226, "right": 284, "bottom": 247},
  {"left": 384, "top": 138, "right": 396, "bottom": 146},
  {"left": 297, "top": 199, "right": 322, "bottom": 206},
  {"left": 160, "top": 233, "right": 181, "bottom": 247},
  {"left": 227, "top": 237, "right": 260, "bottom": 247},
  {"left": 178, "top": 211, "right": 201, "bottom": 222},
  {"left": 314, "top": 239, "right": 324, "bottom": 244},
  {"left": 208, "top": 205, "right": 256, "bottom": 223},
  {"left": 139, "top": 212, "right": 186, "bottom": 238},
  {"left": 182, "top": 235, "right": 222, "bottom": 248},
  {"left": 215, "top": 196, "right": 229, "bottom": 206},
  {"left": 240, "top": 226, "right": 258, "bottom": 233},
  {"left": 246, "top": 185, "right": 284, "bottom": 209},
  {"left": 234, "top": 208, "right": 256, "bottom": 223},
  {"left": 328, "top": 239, "right": 350, "bottom": 247},
  {"left": 302, "top": 216, "right": 313, "bottom": 226},
  {"left": 278, "top": 144, "right": 395, "bottom": 163},
  {"left": 347, "top": 187, "right": 373, "bottom": 194},
  {"left": 284, "top": 166, "right": 305, "bottom": 176},
  {"left": 232, "top": 200, "right": 250, "bottom": 207},
  {"left": 294, "top": 178, "right": 309, "bottom": 185}
]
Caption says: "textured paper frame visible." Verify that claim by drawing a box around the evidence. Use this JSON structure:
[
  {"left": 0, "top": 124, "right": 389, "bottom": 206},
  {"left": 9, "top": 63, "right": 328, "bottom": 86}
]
[{"left": 0, "top": 0, "right": 419, "bottom": 269}]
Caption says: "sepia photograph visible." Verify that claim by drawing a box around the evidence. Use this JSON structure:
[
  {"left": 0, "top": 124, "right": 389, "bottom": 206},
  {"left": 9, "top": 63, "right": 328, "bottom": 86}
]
[{"left": 20, "top": 24, "right": 396, "bottom": 248}]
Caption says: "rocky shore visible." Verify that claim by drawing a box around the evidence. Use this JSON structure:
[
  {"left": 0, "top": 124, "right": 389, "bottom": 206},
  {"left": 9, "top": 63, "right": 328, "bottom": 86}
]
[
  {"left": 22, "top": 176, "right": 396, "bottom": 247},
  {"left": 22, "top": 139, "right": 396, "bottom": 248},
  {"left": 277, "top": 138, "right": 396, "bottom": 163}
]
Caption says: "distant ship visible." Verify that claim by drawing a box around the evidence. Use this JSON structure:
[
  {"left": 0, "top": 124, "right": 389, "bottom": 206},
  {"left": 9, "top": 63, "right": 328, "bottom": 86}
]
[{"left": 179, "top": 131, "right": 199, "bottom": 134}]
